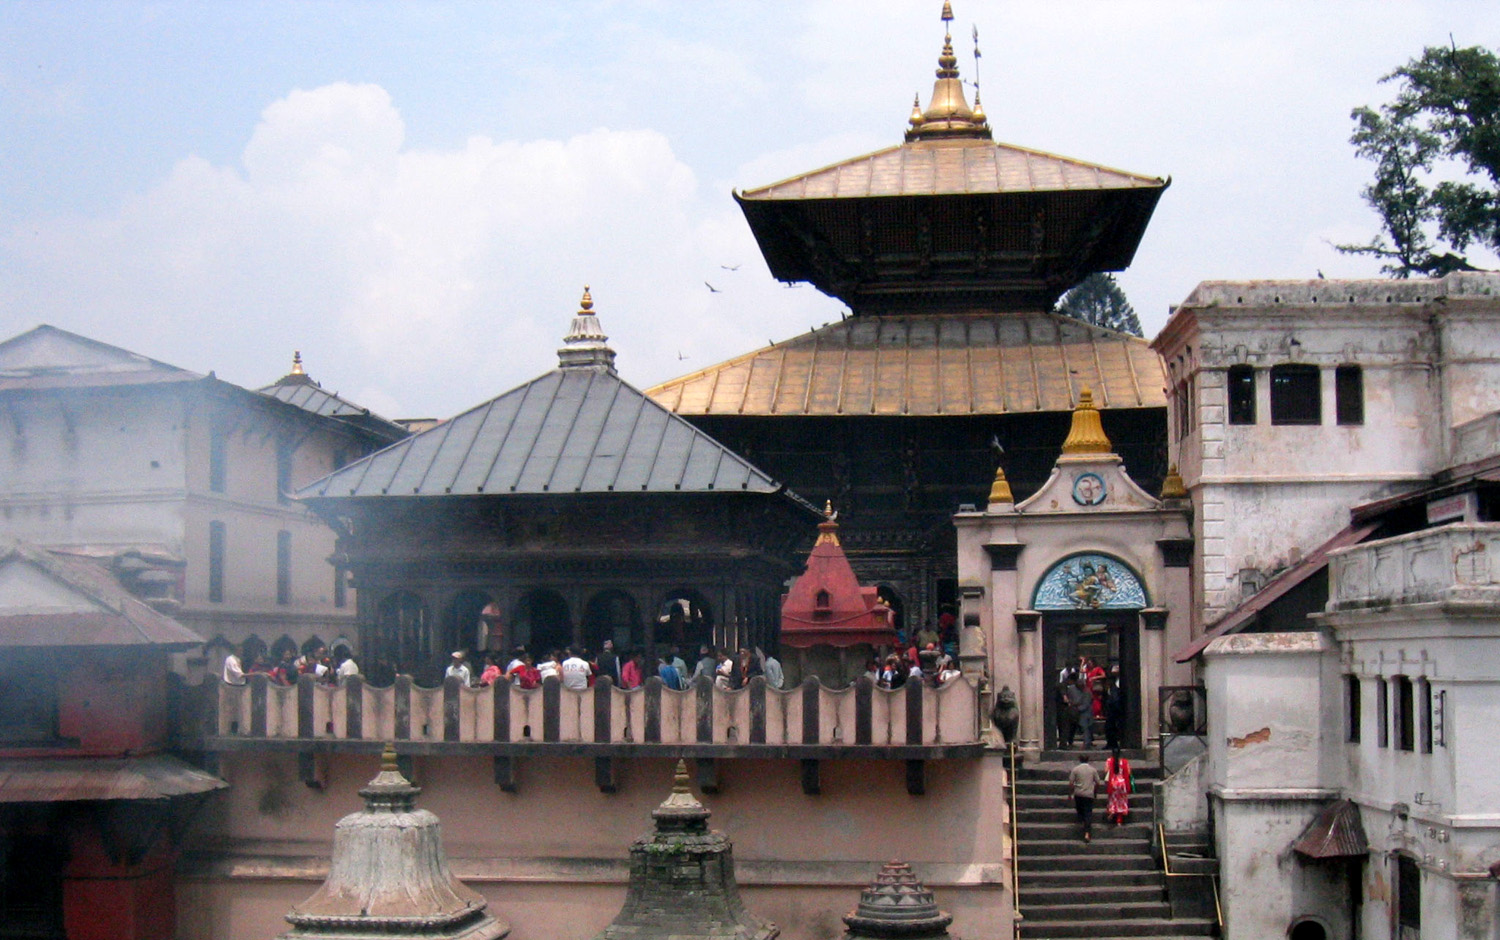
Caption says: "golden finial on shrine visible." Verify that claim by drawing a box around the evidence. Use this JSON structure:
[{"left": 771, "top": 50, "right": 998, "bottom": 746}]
[
  {"left": 290, "top": 351, "right": 304, "bottom": 375},
  {"left": 579, "top": 286, "right": 593, "bottom": 312},
  {"left": 381, "top": 741, "right": 399, "bottom": 773},
  {"left": 1160, "top": 464, "right": 1188, "bottom": 500},
  {"left": 989, "top": 465, "right": 1014, "bottom": 505},
  {"left": 1060, "top": 387, "right": 1114, "bottom": 456}
]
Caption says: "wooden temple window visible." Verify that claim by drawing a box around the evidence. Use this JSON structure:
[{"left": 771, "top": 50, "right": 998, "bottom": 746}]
[
  {"left": 1227, "top": 365, "right": 1256, "bottom": 425},
  {"left": 1270, "top": 364, "right": 1321, "bottom": 425},
  {"left": 1335, "top": 365, "right": 1364, "bottom": 426}
]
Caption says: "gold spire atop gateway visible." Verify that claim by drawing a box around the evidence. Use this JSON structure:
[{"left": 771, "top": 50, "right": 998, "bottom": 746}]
[
  {"left": 1160, "top": 464, "right": 1187, "bottom": 500},
  {"left": 1060, "top": 387, "right": 1114, "bottom": 456},
  {"left": 290, "top": 351, "right": 304, "bottom": 376},
  {"left": 905, "top": 3, "right": 992, "bottom": 142},
  {"left": 988, "top": 465, "right": 1013, "bottom": 505}
]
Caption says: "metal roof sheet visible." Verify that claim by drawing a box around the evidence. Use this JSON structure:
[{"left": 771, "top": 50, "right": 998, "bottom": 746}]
[
  {"left": 740, "top": 138, "right": 1165, "bottom": 202},
  {"left": 301, "top": 368, "right": 789, "bottom": 499},
  {"left": 646, "top": 313, "right": 1164, "bottom": 417},
  {"left": 1292, "top": 800, "right": 1369, "bottom": 859},
  {"left": 0, "top": 755, "right": 226, "bottom": 803},
  {"left": 257, "top": 380, "right": 407, "bottom": 441}
]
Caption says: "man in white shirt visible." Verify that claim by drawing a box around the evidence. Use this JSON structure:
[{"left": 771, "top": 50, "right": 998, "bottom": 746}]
[
  {"left": 335, "top": 652, "right": 360, "bottom": 684},
  {"left": 445, "top": 651, "right": 472, "bottom": 686},
  {"left": 560, "top": 648, "right": 592, "bottom": 691},
  {"left": 759, "top": 648, "right": 784, "bottom": 690},
  {"left": 222, "top": 650, "right": 245, "bottom": 686}
]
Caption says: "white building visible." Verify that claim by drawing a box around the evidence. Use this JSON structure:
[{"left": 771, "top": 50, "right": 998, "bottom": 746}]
[
  {"left": 0, "top": 326, "right": 404, "bottom": 669},
  {"left": 1155, "top": 272, "right": 1500, "bottom": 940}
]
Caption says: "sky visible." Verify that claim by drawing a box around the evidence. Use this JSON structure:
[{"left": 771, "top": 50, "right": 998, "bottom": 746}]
[{"left": 3, "top": 1, "right": 1499, "bottom": 420}]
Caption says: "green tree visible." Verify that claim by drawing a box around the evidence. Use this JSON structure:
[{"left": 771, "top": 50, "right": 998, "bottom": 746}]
[
  {"left": 1056, "top": 273, "right": 1142, "bottom": 336},
  {"left": 1340, "top": 44, "right": 1500, "bottom": 276}
]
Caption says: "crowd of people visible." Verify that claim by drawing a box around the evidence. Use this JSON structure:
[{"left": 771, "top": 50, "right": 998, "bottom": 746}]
[
  {"left": 442, "top": 641, "right": 788, "bottom": 692},
  {"left": 221, "top": 644, "right": 359, "bottom": 687},
  {"left": 1055, "top": 654, "right": 1127, "bottom": 750}
]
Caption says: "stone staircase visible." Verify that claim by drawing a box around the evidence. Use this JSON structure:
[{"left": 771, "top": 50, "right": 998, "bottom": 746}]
[{"left": 1014, "top": 751, "right": 1216, "bottom": 939}]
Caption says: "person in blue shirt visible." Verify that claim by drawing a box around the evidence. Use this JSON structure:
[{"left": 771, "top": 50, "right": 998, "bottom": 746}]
[{"left": 656, "top": 653, "right": 683, "bottom": 691}]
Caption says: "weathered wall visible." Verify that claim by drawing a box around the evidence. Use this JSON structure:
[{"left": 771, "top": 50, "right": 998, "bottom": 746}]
[{"left": 178, "top": 752, "right": 1013, "bottom": 940}]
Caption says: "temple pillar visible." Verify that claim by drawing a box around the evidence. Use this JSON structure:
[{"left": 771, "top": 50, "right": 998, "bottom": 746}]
[{"left": 1014, "top": 612, "right": 1043, "bottom": 752}]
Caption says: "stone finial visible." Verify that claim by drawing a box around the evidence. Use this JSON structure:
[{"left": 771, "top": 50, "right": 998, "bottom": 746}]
[
  {"left": 1160, "top": 464, "right": 1187, "bottom": 499},
  {"left": 987, "top": 465, "right": 1013, "bottom": 505},
  {"left": 558, "top": 285, "right": 618, "bottom": 373},
  {"left": 1059, "top": 387, "right": 1114, "bottom": 457},
  {"left": 843, "top": 860, "right": 953, "bottom": 939},
  {"left": 280, "top": 743, "right": 508, "bottom": 940}
]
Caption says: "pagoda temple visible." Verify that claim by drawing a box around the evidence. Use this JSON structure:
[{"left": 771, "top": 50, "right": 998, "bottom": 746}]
[{"left": 649, "top": 3, "right": 1170, "bottom": 632}]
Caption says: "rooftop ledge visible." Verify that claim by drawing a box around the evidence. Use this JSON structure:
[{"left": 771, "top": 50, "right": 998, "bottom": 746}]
[{"left": 1327, "top": 522, "right": 1500, "bottom": 612}]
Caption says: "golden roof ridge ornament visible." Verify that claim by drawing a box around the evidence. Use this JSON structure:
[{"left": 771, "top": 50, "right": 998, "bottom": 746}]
[
  {"left": 905, "top": 2, "right": 991, "bottom": 142},
  {"left": 815, "top": 500, "right": 841, "bottom": 546},
  {"left": 1059, "top": 386, "right": 1114, "bottom": 456},
  {"left": 291, "top": 351, "right": 305, "bottom": 376},
  {"left": 1160, "top": 464, "right": 1188, "bottom": 500},
  {"left": 988, "top": 465, "right": 1014, "bottom": 506}
]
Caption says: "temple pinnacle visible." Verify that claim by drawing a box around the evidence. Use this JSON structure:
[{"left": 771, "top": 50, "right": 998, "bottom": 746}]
[{"left": 291, "top": 351, "right": 304, "bottom": 375}]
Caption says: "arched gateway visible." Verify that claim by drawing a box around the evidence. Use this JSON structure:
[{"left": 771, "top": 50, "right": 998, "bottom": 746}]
[{"left": 955, "top": 389, "right": 1193, "bottom": 756}]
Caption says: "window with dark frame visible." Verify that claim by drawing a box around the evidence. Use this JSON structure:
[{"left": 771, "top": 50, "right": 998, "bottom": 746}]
[
  {"left": 1396, "top": 854, "right": 1422, "bottom": 935},
  {"left": 208, "top": 521, "right": 226, "bottom": 603},
  {"left": 276, "top": 441, "right": 294, "bottom": 504},
  {"left": 1228, "top": 365, "right": 1256, "bottom": 425},
  {"left": 1345, "top": 674, "right": 1361, "bottom": 743},
  {"left": 1335, "top": 365, "right": 1364, "bottom": 425},
  {"left": 1419, "top": 679, "right": 1433, "bottom": 754},
  {"left": 1270, "top": 364, "right": 1321, "bottom": 425},
  {"left": 1394, "top": 675, "right": 1415, "bottom": 751},
  {"left": 1376, "top": 676, "right": 1388, "bottom": 747},
  {"left": 276, "top": 530, "right": 292, "bottom": 606},
  {"left": 209, "top": 423, "right": 228, "bottom": 492}
]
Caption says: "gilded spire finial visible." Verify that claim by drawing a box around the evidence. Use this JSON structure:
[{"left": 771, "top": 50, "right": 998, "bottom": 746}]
[
  {"left": 1060, "top": 386, "right": 1115, "bottom": 457},
  {"left": 1160, "top": 464, "right": 1188, "bottom": 500},
  {"left": 988, "top": 465, "right": 1013, "bottom": 505},
  {"left": 909, "top": 94, "right": 925, "bottom": 127},
  {"left": 579, "top": 286, "right": 593, "bottom": 312},
  {"left": 824, "top": 499, "right": 834, "bottom": 518},
  {"left": 559, "top": 284, "right": 616, "bottom": 372},
  {"left": 905, "top": 2, "right": 991, "bottom": 142},
  {"left": 291, "top": 351, "right": 304, "bottom": 375},
  {"left": 381, "top": 741, "right": 399, "bottom": 773}
]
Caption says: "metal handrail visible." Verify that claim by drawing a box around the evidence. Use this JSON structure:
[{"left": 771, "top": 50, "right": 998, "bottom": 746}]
[
  {"left": 1157, "top": 822, "right": 1224, "bottom": 932},
  {"left": 1009, "top": 742, "right": 1022, "bottom": 939}
]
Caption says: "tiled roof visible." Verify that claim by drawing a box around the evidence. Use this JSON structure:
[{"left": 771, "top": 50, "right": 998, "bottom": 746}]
[
  {"left": 0, "top": 541, "right": 204, "bottom": 648},
  {"left": 646, "top": 313, "right": 1165, "bottom": 417},
  {"left": 301, "top": 368, "right": 793, "bottom": 499},
  {"left": 739, "top": 138, "right": 1164, "bottom": 202}
]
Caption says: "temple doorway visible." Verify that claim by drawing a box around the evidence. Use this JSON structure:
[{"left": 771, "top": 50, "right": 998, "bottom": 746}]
[
  {"left": 656, "top": 590, "right": 712, "bottom": 651},
  {"left": 584, "top": 590, "right": 643, "bottom": 652},
  {"left": 1041, "top": 610, "right": 1141, "bottom": 751}
]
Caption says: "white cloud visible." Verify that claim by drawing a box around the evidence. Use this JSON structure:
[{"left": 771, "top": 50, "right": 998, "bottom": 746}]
[{"left": 0, "top": 81, "right": 835, "bottom": 417}]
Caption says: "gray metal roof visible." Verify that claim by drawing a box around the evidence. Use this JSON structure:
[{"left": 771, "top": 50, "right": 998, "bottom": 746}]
[
  {"left": 300, "top": 368, "right": 790, "bottom": 499},
  {"left": 258, "top": 377, "right": 408, "bottom": 442}
]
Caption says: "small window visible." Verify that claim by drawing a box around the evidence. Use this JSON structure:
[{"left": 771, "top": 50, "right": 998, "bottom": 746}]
[
  {"left": 1335, "top": 365, "right": 1364, "bottom": 426},
  {"left": 1376, "top": 676, "right": 1388, "bottom": 747},
  {"left": 276, "top": 442, "right": 294, "bottom": 504},
  {"left": 1419, "top": 679, "right": 1433, "bottom": 754},
  {"left": 1270, "top": 364, "right": 1321, "bottom": 425},
  {"left": 1227, "top": 365, "right": 1256, "bottom": 425},
  {"left": 1394, "top": 675, "right": 1415, "bottom": 751},
  {"left": 209, "top": 521, "right": 226, "bottom": 603},
  {"left": 334, "top": 565, "right": 347, "bottom": 609},
  {"left": 1345, "top": 674, "right": 1361, "bottom": 743},
  {"left": 209, "top": 424, "right": 228, "bottom": 492},
  {"left": 276, "top": 531, "right": 292, "bottom": 606}
]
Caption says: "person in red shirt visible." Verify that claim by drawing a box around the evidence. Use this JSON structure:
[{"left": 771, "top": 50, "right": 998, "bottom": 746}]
[{"left": 620, "top": 651, "right": 645, "bottom": 690}]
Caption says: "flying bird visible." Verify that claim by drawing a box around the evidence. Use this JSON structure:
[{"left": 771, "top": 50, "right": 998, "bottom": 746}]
[
  {"left": 705, "top": 281, "right": 721, "bottom": 293},
  {"left": 677, "top": 351, "right": 690, "bottom": 361},
  {"left": 1317, "top": 270, "right": 1326, "bottom": 279},
  {"left": 720, "top": 263, "right": 741, "bottom": 271}
]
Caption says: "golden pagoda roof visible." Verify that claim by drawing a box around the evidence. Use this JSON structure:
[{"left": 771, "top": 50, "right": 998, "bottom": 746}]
[
  {"left": 738, "top": 139, "right": 1163, "bottom": 203},
  {"left": 645, "top": 312, "right": 1165, "bottom": 418}
]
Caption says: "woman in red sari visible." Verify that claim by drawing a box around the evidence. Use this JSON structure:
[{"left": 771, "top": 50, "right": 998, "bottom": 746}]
[{"left": 1105, "top": 748, "right": 1132, "bottom": 826}]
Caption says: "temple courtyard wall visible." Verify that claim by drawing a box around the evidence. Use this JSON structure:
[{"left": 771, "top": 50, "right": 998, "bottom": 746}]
[{"left": 177, "top": 752, "right": 1013, "bottom": 940}]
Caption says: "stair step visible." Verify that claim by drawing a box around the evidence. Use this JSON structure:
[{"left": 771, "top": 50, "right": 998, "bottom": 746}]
[
  {"left": 1019, "top": 839, "right": 1153, "bottom": 856},
  {"left": 1018, "top": 854, "right": 1158, "bottom": 873},
  {"left": 1018, "top": 917, "right": 1217, "bottom": 938},
  {"left": 1023, "top": 901, "right": 1172, "bottom": 922},
  {"left": 1020, "top": 871, "right": 1165, "bottom": 889}
]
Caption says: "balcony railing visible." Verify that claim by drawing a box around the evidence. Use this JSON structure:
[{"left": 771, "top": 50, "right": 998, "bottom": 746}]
[
  {"left": 1328, "top": 522, "right": 1500, "bottom": 611},
  {"left": 197, "top": 673, "right": 981, "bottom": 760}
]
